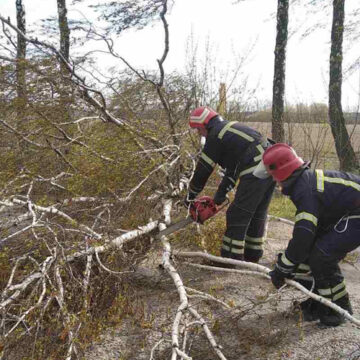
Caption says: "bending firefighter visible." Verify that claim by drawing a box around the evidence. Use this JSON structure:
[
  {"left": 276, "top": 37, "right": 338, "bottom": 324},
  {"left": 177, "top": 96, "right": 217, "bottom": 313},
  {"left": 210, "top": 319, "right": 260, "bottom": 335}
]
[
  {"left": 185, "top": 106, "right": 275, "bottom": 263},
  {"left": 257, "top": 143, "right": 360, "bottom": 326}
]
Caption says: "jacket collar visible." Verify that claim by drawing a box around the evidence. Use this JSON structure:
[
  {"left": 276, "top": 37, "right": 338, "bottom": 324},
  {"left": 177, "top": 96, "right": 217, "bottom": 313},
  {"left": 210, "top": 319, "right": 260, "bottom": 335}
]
[{"left": 281, "top": 163, "right": 311, "bottom": 195}]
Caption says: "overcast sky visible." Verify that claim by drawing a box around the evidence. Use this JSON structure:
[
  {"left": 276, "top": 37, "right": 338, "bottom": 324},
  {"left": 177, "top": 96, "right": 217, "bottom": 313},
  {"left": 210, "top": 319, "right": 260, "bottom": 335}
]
[{"left": 1, "top": 0, "right": 359, "bottom": 110}]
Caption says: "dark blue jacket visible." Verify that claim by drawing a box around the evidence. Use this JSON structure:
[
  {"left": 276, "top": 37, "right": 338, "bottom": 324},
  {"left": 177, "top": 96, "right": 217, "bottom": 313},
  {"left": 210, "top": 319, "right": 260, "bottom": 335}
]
[
  {"left": 282, "top": 168, "right": 360, "bottom": 264},
  {"left": 189, "top": 116, "right": 268, "bottom": 198}
]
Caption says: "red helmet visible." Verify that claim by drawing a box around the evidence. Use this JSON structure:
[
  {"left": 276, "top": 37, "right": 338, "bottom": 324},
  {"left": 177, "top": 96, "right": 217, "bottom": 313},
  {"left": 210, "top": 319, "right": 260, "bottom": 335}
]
[
  {"left": 263, "top": 143, "right": 304, "bottom": 182},
  {"left": 189, "top": 106, "right": 218, "bottom": 129}
]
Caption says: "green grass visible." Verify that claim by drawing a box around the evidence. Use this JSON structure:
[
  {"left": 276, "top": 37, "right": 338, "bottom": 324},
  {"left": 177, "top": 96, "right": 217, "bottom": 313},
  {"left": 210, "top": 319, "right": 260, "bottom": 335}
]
[{"left": 268, "top": 193, "right": 296, "bottom": 221}]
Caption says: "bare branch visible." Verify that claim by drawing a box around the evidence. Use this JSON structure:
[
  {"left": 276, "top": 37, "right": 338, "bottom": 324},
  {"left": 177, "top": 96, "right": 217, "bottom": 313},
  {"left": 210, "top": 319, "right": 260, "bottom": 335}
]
[{"left": 157, "top": 0, "right": 170, "bottom": 86}]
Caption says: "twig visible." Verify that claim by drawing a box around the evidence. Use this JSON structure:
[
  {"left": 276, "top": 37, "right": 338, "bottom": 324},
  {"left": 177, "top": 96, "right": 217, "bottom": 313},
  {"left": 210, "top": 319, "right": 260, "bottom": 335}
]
[
  {"left": 177, "top": 251, "right": 360, "bottom": 327},
  {"left": 94, "top": 248, "right": 133, "bottom": 276},
  {"left": 184, "top": 262, "right": 270, "bottom": 280},
  {"left": 10, "top": 197, "right": 102, "bottom": 240},
  {"left": 66, "top": 220, "right": 159, "bottom": 261},
  {"left": 150, "top": 339, "right": 164, "bottom": 360},
  {"left": 176, "top": 251, "right": 270, "bottom": 274},
  {"left": 185, "top": 286, "right": 230, "bottom": 309},
  {"left": 159, "top": 200, "right": 228, "bottom": 359},
  {"left": 158, "top": 222, "right": 189, "bottom": 359},
  {"left": 188, "top": 307, "right": 227, "bottom": 360}
]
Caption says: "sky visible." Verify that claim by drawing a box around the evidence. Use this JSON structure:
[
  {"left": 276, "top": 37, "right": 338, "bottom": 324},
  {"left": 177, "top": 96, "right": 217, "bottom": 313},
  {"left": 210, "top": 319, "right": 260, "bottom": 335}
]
[{"left": 0, "top": 0, "right": 359, "bottom": 110}]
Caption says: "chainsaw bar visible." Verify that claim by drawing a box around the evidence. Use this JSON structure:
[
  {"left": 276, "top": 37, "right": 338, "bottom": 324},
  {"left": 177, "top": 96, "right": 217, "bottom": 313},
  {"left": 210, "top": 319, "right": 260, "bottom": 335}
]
[
  {"left": 156, "top": 196, "right": 229, "bottom": 239},
  {"left": 156, "top": 217, "right": 193, "bottom": 238}
]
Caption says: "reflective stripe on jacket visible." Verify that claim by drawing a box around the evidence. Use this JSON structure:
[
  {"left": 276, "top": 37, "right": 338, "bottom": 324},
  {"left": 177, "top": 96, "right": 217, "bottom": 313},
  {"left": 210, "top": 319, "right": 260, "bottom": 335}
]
[
  {"left": 189, "top": 116, "right": 268, "bottom": 197},
  {"left": 282, "top": 168, "right": 360, "bottom": 264}
]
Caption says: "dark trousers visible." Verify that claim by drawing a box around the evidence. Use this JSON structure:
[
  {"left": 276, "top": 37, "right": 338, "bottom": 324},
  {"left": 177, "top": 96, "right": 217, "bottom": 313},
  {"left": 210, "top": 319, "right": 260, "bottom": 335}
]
[
  {"left": 221, "top": 174, "right": 275, "bottom": 261},
  {"left": 307, "top": 217, "right": 360, "bottom": 301}
]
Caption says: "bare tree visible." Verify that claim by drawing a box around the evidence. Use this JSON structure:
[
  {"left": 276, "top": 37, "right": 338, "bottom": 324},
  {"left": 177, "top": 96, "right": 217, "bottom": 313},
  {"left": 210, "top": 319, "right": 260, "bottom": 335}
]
[
  {"left": 15, "top": 0, "right": 26, "bottom": 109},
  {"left": 57, "top": 0, "right": 70, "bottom": 62},
  {"left": 272, "top": 0, "right": 289, "bottom": 143},
  {"left": 57, "top": 0, "right": 71, "bottom": 124},
  {"left": 328, "top": 0, "right": 359, "bottom": 171},
  {"left": 0, "top": 1, "right": 199, "bottom": 356}
]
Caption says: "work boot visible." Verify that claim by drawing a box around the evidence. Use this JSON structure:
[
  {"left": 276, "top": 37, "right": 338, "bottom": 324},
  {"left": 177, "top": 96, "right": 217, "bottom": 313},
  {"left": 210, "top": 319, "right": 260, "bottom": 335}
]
[
  {"left": 318, "top": 294, "right": 353, "bottom": 327},
  {"left": 220, "top": 248, "right": 244, "bottom": 261},
  {"left": 299, "top": 298, "right": 319, "bottom": 322},
  {"left": 244, "top": 248, "right": 263, "bottom": 263},
  {"left": 336, "top": 294, "right": 353, "bottom": 315}
]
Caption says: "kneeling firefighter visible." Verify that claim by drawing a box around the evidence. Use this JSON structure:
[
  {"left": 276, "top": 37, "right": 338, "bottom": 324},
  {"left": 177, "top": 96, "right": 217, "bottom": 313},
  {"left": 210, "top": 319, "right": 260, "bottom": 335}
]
[
  {"left": 256, "top": 143, "right": 360, "bottom": 326},
  {"left": 185, "top": 106, "right": 275, "bottom": 263}
]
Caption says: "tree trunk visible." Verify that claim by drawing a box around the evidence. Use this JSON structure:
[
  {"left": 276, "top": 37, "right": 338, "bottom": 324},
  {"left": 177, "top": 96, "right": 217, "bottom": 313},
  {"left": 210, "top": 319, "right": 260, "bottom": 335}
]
[
  {"left": 272, "top": 0, "right": 289, "bottom": 143},
  {"left": 57, "top": 0, "right": 71, "bottom": 124},
  {"left": 328, "top": 0, "right": 358, "bottom": 171},
  {"left": 57, "top": 0, "right": 70, "bottom": 63},
  {"left": 16, "top": 0, "right": 26, "bottom": 109}
]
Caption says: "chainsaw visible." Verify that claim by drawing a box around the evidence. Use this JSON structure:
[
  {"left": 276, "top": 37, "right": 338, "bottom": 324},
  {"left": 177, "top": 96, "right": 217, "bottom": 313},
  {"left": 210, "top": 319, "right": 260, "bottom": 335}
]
[{"left": 156, "top": 195, "right": 228, "bottom": 238}]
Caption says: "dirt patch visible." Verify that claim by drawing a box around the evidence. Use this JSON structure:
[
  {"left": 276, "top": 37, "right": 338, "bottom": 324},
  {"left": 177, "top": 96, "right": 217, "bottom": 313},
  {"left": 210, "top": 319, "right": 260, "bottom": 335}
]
[{"left": 84, "top": 219, "right": 360, "bottom": 360}]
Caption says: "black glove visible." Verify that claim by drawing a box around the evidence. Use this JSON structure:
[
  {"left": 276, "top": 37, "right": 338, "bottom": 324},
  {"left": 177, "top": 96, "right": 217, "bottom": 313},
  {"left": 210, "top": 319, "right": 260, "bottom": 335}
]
[
  {"left": 269, "top": 253, "right": 295, "bottom": 289},
  {"left": 213, "top": 191, "right": 226, "bottom": 206}
]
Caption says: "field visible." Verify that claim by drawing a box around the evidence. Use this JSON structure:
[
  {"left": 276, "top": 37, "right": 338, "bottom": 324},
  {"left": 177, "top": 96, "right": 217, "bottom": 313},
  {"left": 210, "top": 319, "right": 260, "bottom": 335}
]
[{"left": 244, "top": 121, "right": 360, "bottom": 170}]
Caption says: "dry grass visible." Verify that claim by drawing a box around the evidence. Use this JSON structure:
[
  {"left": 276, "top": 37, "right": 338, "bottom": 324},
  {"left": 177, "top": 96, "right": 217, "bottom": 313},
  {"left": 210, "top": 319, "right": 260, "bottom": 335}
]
[{"left": 244, "top": 121, "right": 360, "bottom": 170}]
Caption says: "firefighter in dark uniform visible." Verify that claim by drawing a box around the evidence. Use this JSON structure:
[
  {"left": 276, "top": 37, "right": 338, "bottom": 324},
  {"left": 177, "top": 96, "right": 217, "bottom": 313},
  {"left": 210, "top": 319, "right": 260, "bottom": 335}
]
[
  {"left": 259, "top": 143, "right": 360, "bottom": 327},
  {"left": 185, "top": 106, "right": 275, "bottom": 263}
]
